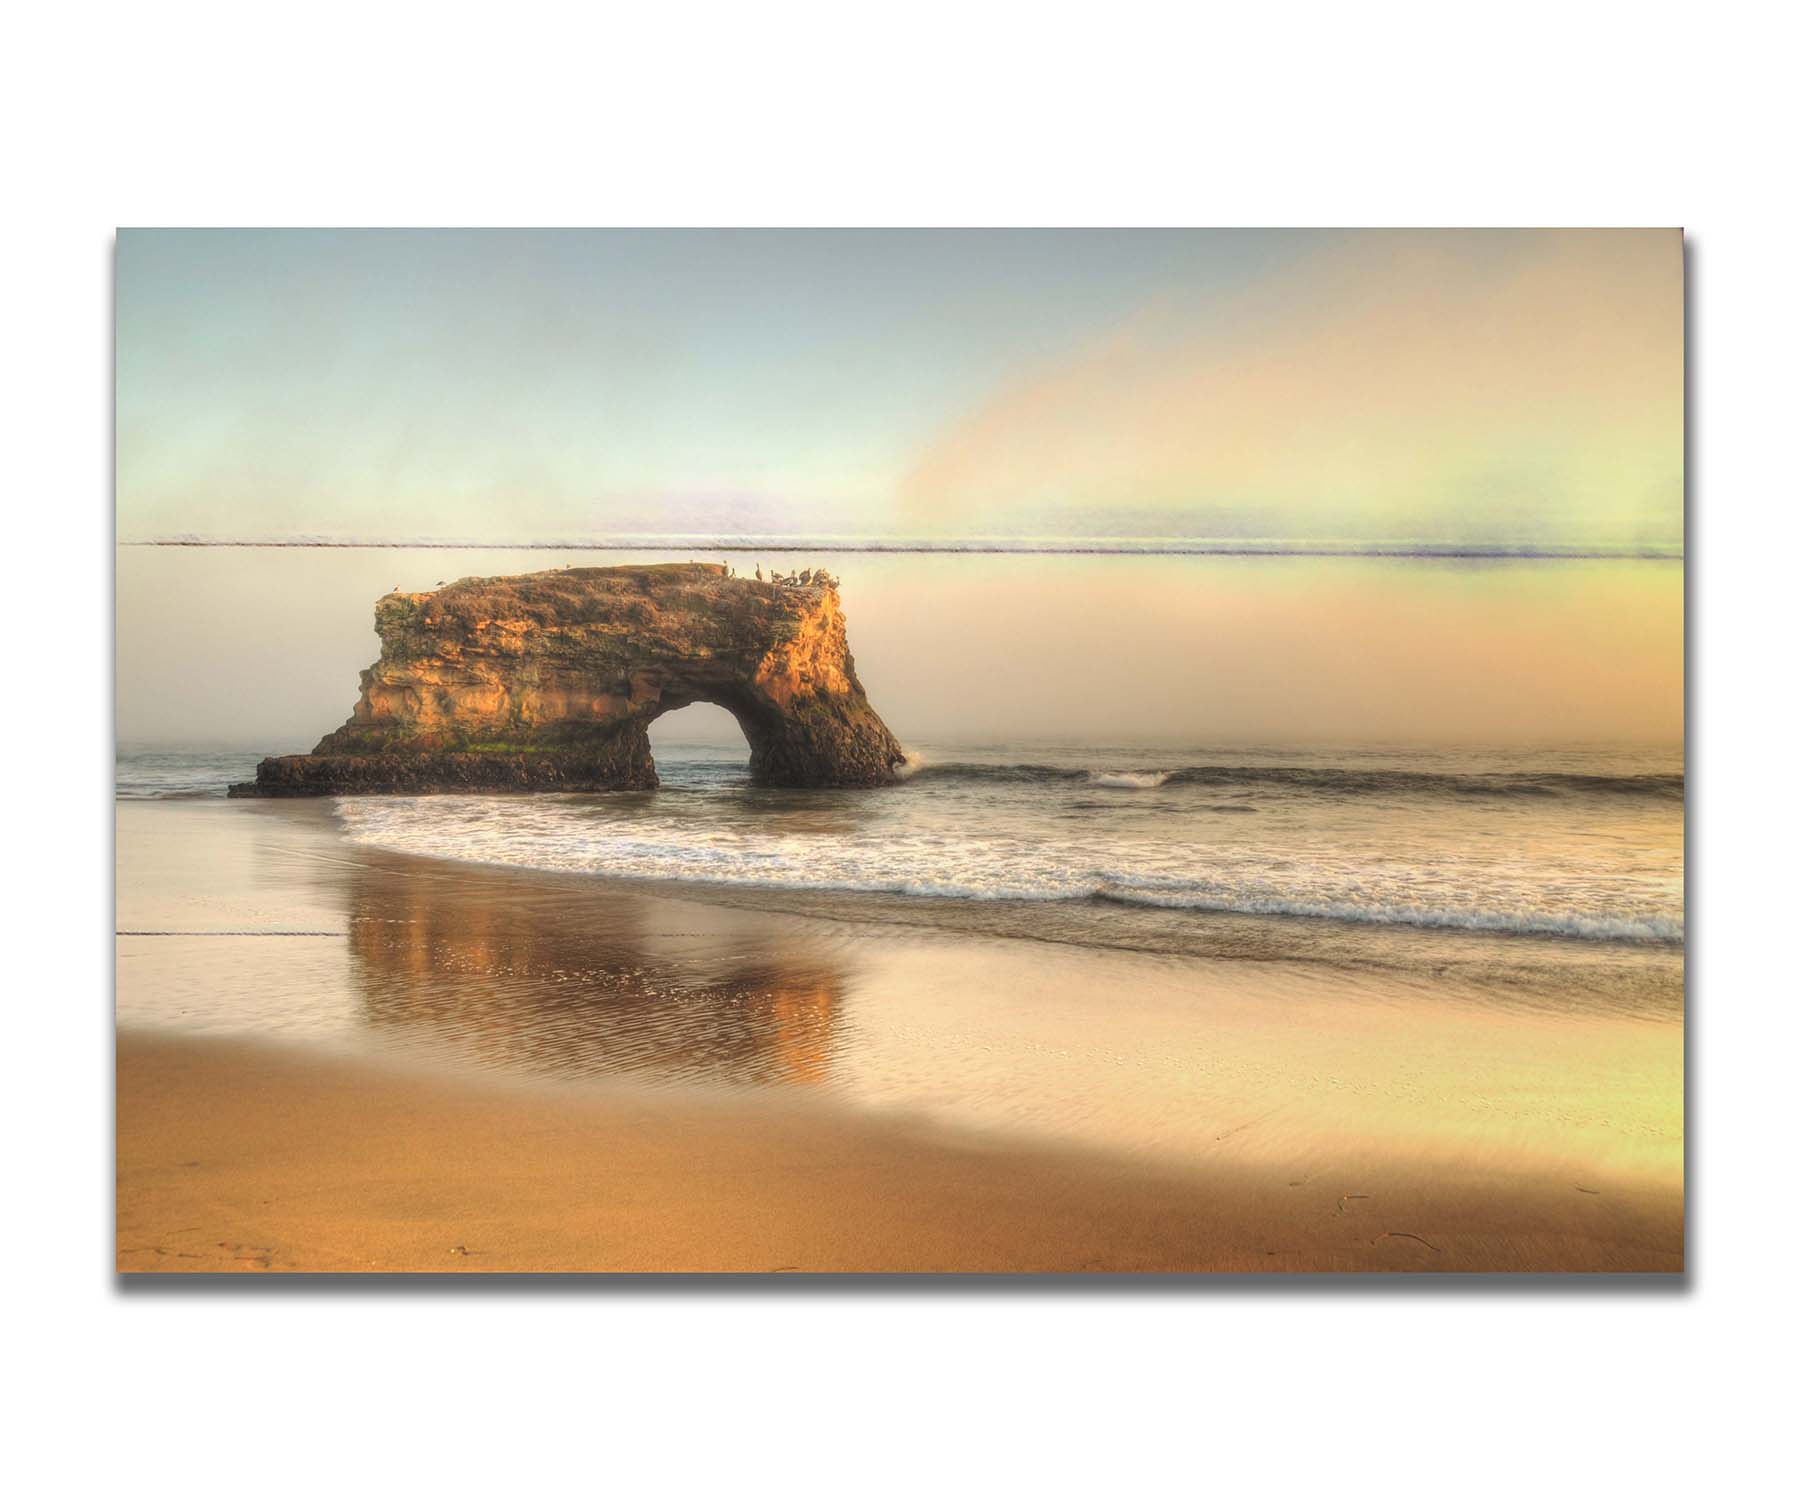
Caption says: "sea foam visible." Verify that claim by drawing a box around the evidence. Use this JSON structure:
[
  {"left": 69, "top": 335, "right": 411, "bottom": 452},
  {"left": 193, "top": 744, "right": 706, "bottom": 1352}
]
[{"left": 329, "top": 776, "right": 1684, "bottom": 946}]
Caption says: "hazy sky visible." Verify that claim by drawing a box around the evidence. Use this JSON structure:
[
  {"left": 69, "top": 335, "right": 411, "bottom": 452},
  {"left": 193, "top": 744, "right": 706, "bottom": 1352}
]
[
  {"left": 115, "top": 230, "right": 1683, "bottom": 748},
  {"left": 117, "top": 229, "right": 1682, "bottom": 547},
  {"left": 116, "top": 548, "right": 1683, "bottom": 748}
]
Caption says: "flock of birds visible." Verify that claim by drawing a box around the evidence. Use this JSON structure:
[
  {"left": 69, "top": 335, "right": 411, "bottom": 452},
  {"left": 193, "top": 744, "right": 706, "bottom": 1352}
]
[
  {"left": 698, "top": 562, "right": 839, "bottom": 588},
  {"left": 750, "top": 564, "right": 837, "bottom": 589},
  {"left": 395, "top": 562, "right": 842, "bottom": 593}
]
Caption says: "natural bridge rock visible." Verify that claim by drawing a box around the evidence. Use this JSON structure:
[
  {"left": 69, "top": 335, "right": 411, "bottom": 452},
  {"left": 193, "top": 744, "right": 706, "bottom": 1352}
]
[{"left": 229, "top": 563, "right": 906, "bottom": 795}]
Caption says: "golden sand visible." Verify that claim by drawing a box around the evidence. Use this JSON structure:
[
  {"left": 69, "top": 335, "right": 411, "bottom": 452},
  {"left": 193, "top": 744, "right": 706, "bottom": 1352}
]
[{"left": 117, "top": 1030, "right": 1680, "bottom": 1274}]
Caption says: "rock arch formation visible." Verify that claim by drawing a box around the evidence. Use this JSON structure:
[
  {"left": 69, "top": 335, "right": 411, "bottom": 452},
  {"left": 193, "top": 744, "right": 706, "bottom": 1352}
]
[{"left": 231, "top": 564, "right": 905, "bottom": 795}]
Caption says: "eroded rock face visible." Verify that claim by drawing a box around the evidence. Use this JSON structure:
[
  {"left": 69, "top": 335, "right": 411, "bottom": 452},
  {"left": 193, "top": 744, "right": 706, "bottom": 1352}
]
[{"left": 230, "top": 563, "right": 905, "bottom": 795}]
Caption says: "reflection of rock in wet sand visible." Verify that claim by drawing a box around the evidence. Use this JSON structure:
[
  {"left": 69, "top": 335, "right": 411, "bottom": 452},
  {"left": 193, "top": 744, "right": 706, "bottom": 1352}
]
[{"left": 336, "top": 852, "right": 847, "bottom": 1087}]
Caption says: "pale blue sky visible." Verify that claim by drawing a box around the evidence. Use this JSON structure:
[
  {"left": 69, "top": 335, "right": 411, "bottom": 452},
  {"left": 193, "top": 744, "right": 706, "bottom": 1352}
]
[
  {"left": 117, "top": 229, "right": 1306, "bottom": 539},
  {"left": 116, "top": 228, "right": 1681, "bottom": 546}
]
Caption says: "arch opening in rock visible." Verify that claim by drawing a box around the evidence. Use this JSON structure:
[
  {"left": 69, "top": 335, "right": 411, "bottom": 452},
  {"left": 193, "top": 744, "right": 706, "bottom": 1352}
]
[
  {"left": 231, "top": 563, "right": 906, "bottom": 796},
  {"left": 644, "top": 701, "right": 755, "bottom": 786}
]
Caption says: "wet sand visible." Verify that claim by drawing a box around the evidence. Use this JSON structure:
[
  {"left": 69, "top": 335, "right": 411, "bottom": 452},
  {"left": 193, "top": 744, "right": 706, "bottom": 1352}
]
[
  {"left": 117, "top": 1030, "right": 1680, "bottom": 1273},
  {"left": 115, "top": 800, "right": 1684, "bottom": 1273}
]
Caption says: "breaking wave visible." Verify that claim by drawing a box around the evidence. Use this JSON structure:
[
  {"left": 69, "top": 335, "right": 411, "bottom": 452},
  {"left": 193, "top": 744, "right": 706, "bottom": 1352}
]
[
  {"left": 329, "top": 794, "right": 1684, "bottom": 946},
  {"left": 1086, "top": 770, "right": 1174, "bottom": 789},
  {"left": 1090, "top": 884, "right": 1682, "bottom": 942},
  {"left": 128, "top": 744, "right": 1683, "bottom": 952},
  {"left": 898, "top": 762, "right": 1683, "bottom": 799}
]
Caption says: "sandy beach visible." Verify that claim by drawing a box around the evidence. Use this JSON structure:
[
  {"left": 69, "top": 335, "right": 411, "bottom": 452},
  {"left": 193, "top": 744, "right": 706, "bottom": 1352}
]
[
  {"left": 117, "top": 1029, "right": 1680, "bottom": 1274},
  {"left": 115, "top": 799, "right": 1683, "bottom": 1274}
]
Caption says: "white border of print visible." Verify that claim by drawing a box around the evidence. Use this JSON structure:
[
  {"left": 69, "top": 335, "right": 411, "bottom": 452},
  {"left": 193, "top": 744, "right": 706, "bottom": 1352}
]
[{"left": 8, "top": 3, "right": 1795, "bottom": 1497}]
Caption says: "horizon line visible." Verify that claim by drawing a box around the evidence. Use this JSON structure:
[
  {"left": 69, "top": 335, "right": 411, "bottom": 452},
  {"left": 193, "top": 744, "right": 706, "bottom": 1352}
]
[{"left": 118, "top": 535, "right": 1685, "bottom": 561}]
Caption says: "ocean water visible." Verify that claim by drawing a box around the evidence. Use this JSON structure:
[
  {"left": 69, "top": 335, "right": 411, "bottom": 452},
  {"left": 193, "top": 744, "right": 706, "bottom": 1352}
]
[
  {"left": 118, "top": 739, "right": 1684, "bottom": 970},
  {"left": 115, "top": 741, "right": 1687, "bottom": 1179},
  {"left": 115, "top": 745, "right": 271, "bottom": 800}
]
